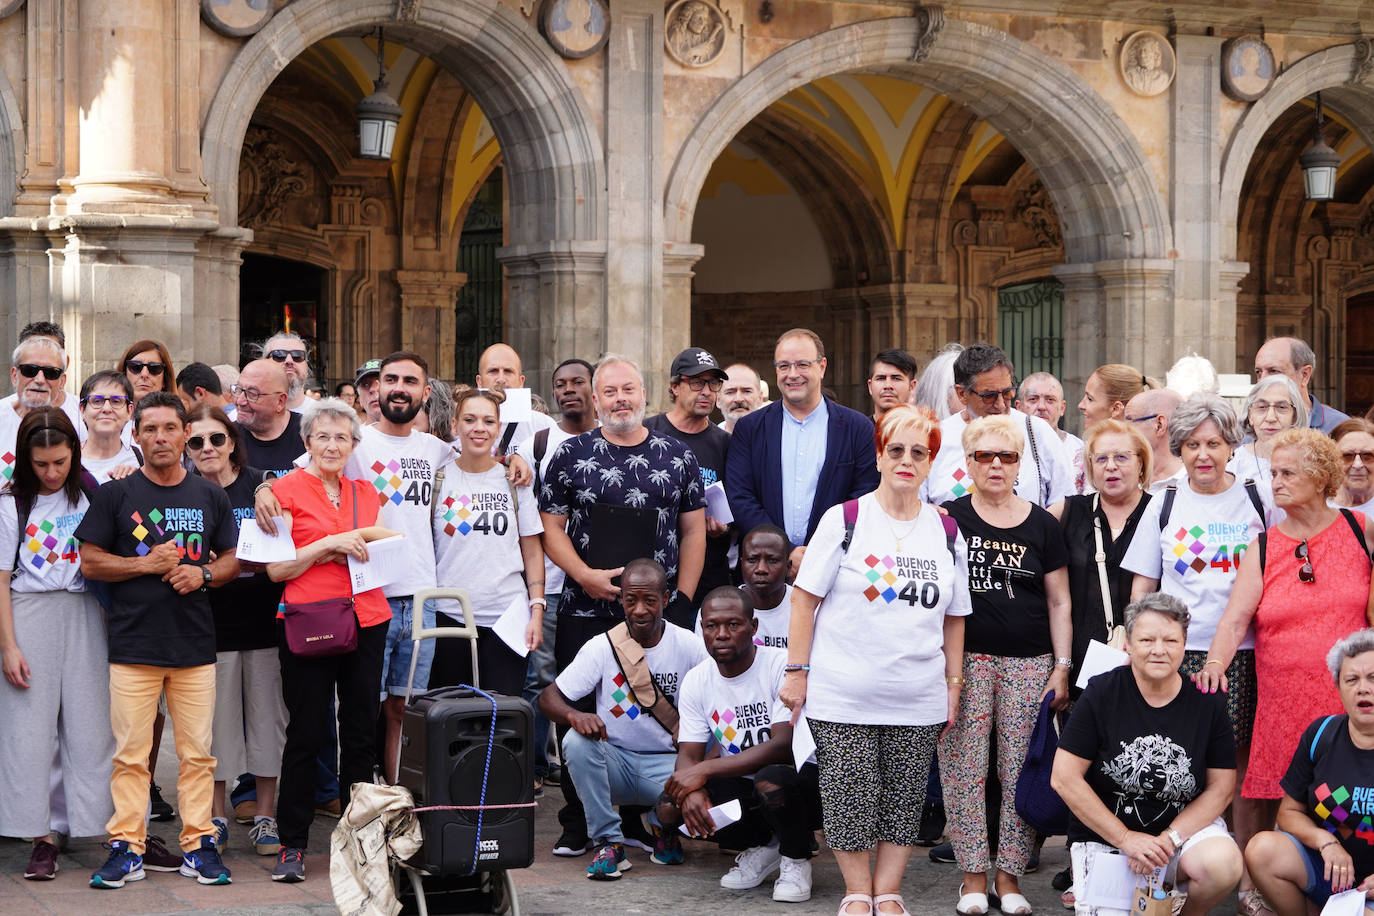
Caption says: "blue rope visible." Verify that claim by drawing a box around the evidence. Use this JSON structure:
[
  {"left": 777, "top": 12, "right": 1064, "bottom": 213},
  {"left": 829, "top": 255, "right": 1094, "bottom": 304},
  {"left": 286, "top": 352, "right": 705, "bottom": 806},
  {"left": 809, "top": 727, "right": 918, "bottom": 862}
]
[{"left": 458, "top": 683, "right": 497, "bottom": 876}]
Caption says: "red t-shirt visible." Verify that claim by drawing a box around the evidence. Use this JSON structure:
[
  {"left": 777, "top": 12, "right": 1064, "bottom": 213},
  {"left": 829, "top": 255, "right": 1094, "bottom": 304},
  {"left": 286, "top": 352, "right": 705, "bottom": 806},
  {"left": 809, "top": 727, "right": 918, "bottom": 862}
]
[{"left": 274, "top": 468, "right": 391, "bottom": 628}]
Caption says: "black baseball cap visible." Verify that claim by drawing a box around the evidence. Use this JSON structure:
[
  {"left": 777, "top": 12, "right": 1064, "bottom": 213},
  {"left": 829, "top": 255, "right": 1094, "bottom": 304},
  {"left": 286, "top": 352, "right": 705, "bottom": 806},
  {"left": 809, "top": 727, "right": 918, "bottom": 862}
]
[
  {"left": 670, "top": 347, "right": 728, "bottom": 381},
  {"left": 355, "top": 358, "right": 382, "bottom": 387}
]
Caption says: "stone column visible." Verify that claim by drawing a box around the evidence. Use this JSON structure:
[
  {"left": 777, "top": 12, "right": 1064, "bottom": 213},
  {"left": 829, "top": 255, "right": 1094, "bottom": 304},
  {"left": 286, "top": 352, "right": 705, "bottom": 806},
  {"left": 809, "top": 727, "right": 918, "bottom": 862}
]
[
  {"left": 396, "top": 269, "right": 468, "bottom": 381},
  {"left": 0, "top": 221, "right": 60, "bottom": 373},
  {"left": 499, "top": 241, "right": 608, "bottom": 397},
  {"left": 192, "top": 226, "right": 254, "bottom": 370}
]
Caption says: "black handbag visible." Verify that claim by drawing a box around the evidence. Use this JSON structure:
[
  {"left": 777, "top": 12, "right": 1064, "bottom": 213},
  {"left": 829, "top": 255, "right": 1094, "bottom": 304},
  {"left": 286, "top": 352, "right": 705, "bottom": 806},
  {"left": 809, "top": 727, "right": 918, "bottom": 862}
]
[{"left": 1014, "top": 690, "right": 1071, "bottom": 835}]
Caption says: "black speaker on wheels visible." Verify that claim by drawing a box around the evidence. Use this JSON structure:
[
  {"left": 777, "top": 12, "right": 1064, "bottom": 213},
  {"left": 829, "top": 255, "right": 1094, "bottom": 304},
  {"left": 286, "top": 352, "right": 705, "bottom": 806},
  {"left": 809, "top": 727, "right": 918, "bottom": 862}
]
[{"left": 399, "top": 686, "right": 535, "bottom": 875}]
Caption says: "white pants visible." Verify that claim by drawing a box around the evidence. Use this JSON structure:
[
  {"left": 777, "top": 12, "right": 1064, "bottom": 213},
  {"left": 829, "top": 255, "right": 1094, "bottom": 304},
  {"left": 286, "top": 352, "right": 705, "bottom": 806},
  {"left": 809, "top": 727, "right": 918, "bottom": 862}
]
[{"left": 211, "top": 647, "right": 288, "bottom": 781}]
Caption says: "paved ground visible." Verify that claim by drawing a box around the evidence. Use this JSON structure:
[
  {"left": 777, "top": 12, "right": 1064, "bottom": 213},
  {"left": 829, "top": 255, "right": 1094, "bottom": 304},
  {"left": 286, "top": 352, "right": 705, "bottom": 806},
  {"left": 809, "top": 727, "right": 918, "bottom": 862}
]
[{"left": 0, "top": 745, "right": 1236, "bottom": 915}]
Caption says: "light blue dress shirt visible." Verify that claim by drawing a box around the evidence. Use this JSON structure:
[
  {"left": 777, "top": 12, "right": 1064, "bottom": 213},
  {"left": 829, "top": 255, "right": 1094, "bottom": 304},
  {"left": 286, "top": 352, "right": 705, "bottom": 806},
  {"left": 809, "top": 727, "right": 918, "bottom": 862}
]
[{"left": 780, "top": 399, "right": 828, "bottom": 546}]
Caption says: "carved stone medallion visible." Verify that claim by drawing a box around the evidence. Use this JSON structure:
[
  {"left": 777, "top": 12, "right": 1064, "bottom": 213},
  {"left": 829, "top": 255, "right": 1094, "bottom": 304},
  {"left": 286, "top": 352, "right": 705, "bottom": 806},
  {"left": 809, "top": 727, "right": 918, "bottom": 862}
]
[
  {"left": 1221, "top": 35, "right": 1276, "bottom": 102},
  {"left": 541, "top": 0, "right": 610, "bottom": 60},
  {"left": 0, "top": 0, "right": 24, "bottom": 17},
  {"left": 665, "top": 0, "right": 726, "bottom": 68},
  {"left": 1119, "top": 31, "right": 1175, "bottom": 98},
  {"left": 201, "top": 0, "right": 273, "bottom": 38}
]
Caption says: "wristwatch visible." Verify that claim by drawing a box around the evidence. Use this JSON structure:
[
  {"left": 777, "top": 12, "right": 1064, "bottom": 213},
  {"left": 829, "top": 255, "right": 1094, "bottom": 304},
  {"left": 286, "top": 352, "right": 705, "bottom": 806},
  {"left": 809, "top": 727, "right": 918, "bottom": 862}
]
[
  {"left": 201, "top": 567, "right": 213, "bottom": 589},
  {"left": 1165, "top": 827, "right": 1184, "bottom": 848}
]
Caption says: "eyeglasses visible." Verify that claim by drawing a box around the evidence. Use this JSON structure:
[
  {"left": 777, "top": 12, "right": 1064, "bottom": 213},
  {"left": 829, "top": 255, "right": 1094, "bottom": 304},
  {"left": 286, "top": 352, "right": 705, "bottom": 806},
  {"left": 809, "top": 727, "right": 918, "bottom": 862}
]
[
  {"left": 970, "top": 450, "right": 1021, "bottom": 464},
  {"left": 1126, "top": 413, "right": 1160, "bottom": 424},
  {"left": 1249, "top": 400, "right": 1295, "bottom": 416},
  {"left": 885, "top": 444, "right": 930, "bottom": 462},
  {"left": 125, "top": 360, "right": 165, "bottom": 377},
  {"left": 229, "top": 384, "right": 283, "bottom": 403},
  {"left": 773, "top": 360, "right": 817, "bottom": 373},
  {"left": 1342, "top": 451, "right": 1374, "bottom": 465},
  {"left": 679, "top": 376, "right": 723, "bottom": 392},
  {"left": 1295, "top": 539, "right": 1315, "bottom": 583},
  {"left": 268, "top": 349, "right": 307, "bottom": 363},
  {"left": 968, "top": 386, "right": 1018, "bottom": 404},
  {"left": 81, "top": 394, "right": 129, "bottom": 408},
  {"left": 16, "top": 364, "right": 63, "bottom": 381},
  {"left": 1091, "top": 453, "right": 1137, "bottom": 467},
  {"left": 187, "top": 433, "right": 228, "bottom": 451},
  {"left": 310, "top": 433, "right": 353, "bottom": 446}
]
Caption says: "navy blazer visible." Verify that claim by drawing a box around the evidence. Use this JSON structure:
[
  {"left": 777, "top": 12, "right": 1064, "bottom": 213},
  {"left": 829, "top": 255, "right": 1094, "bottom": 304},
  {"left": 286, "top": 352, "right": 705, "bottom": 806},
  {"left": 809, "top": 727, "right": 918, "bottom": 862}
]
[{"left": 725, "top": 398, "right": 879, "bottom": 544}]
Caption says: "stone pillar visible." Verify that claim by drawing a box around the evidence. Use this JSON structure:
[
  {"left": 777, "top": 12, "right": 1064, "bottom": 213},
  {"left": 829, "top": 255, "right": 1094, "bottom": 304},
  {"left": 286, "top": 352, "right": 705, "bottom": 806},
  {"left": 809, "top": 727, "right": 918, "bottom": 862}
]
[
  {"left": 603, "top": 0, "right": 669, "bottom": 382},
  {"left": 499, "top": 241, "right": 608, "bottom": 399},
  {"left": 0, "top": 221, "right": 60, "bottom": 374},
  {"left": 663, "top": 240, "right": 704, "bottom": 403},
  {"left": 192, "top": 226, "right": 254, "bottom": 370},
  {"left": 396, "top": 269, "right": 468, "bottom": 381}
]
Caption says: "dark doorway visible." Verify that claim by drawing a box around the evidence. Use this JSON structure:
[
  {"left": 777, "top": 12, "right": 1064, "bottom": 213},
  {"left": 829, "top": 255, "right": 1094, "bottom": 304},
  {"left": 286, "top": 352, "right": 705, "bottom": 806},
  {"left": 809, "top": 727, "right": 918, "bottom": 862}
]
[
  {"left": 454, "top": 169, "right": 504, "bottom": 384},
  {"left": 1345, "top": 291, "right": 1374, "bottom": 418},
  {"left": 998, "top": 279, "right": 1064, "bottom": 384},
  {"left": 240, "top": 254, "right": 328, "bottom": 382}
]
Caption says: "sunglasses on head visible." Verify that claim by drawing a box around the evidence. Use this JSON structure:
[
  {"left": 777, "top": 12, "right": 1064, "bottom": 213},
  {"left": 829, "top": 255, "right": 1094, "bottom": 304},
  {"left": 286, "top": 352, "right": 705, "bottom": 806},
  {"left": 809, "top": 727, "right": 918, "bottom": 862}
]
[
  {"left": 187, "top": 433, "right": 228, "bottom": 451},
  {"left": 1295, "top": 539, "right": 1314, "bottom": 584},
  {"left": 268, "top": 349, "right": 307, "bottom": 363},
  {"left": 16, "top": 364, "right": 62, "bottom": 381},
  {"left": 126, "top": 360, "right": 165, "bottom": 376},
  {"left": 970, "top": 450, "right": 1020, "bottom": 465}
]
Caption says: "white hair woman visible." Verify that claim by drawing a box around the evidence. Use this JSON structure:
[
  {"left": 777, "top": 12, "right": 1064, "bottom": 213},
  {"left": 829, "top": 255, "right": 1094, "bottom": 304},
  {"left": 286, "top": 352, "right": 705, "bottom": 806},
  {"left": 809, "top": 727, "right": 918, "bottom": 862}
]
[{"left": 1230, "top": 375, "right": 1309, "bottom": 485}]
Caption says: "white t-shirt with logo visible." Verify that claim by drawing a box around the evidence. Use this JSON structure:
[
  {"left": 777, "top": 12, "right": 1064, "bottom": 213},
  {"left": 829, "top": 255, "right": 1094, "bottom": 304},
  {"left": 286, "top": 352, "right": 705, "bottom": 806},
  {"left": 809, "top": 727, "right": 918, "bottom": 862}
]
[
  {"left": 1228, "top": 445, "right": 1271, "bottom": 488},
  {"left": 695, "top": 583, "right": 793, "bottom": 649},
  {"left": 344, "top": 425, "right": 454, "bottom": 598},
  {"left": 1121, "top": 476, "right": 1280, "bottom": 651},
  {"left": 0, "top": 490, "right": 89, "bottom": 593},
  {"left": 555, "top": 622, "right": 709, "bottom": 753},
  {"left": 795, "top": 493, "right": 972, "bottom": 726},
  {"left": 432, "top": 464, "right": 542, "bottom": 626},
  {"left": 515, "top": 424, "right": 580, "bottom": 598},
  {"left": 678, "top": 647, "right": 788, "bottom": 764},
  {"left": 922, "top": 408, "right": 1073, "bottom": 508}
]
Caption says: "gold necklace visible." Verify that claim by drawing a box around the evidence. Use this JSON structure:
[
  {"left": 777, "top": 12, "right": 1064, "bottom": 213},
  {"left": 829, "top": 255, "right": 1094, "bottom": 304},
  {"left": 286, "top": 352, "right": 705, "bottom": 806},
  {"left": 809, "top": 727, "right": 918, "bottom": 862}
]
[{"left": 882, "top": 506, "right": 921, "bottom": 551}]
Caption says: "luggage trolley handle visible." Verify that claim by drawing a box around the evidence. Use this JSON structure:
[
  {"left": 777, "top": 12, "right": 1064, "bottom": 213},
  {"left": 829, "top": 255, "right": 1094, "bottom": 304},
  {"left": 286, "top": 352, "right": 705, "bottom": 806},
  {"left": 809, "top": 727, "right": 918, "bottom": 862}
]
[{"left": 404, "top": 586, "right": 481, "bottom": 705}]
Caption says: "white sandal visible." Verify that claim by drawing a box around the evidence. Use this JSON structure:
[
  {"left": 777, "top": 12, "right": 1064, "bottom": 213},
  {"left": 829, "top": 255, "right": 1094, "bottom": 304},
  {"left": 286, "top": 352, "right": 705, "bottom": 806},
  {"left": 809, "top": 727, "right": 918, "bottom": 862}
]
[
  {"left": 957, "top": 883, "right": 991, "bottom": 916},
  {"left": 840, "top": 893, "right": 874, "bottom": 916},
  {"left": 999, "top": 892, "right": 1033, "bottom": 916},
  {"left": 875, "top": 893, "right": 912, "bottom": 916}
]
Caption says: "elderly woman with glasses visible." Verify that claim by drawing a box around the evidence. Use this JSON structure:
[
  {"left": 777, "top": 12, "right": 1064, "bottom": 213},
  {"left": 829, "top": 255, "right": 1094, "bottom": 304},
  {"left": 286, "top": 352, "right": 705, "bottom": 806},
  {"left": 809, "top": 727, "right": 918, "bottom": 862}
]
[
  {"left": 1197, "top": 429, "right": 1373, "bottom": 891},
  {"left": 1121, "top": 394, "right": 1278, "bottom": 914},
  {"left": 942, "top": 414, "right": 1071, "bottom": 916},
  {"left": 1330, "top": 418, "right": 1374, "bottom": 515},
  {"left": 1246, "top": 630, "right": 1374, "bottom": 915},
  {"left": 1230, "top": 376, "right": 1309, "bottom": 485},
  {"left": 264, "top": 397, "right": 390, "bottom": 883}
]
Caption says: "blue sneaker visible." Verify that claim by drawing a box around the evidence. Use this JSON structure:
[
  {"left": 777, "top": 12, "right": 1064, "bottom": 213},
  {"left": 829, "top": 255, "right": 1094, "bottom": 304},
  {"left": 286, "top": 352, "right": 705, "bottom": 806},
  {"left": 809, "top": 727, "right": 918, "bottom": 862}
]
[
  {"left": 250, "top": 816, "right": 281, "bottom": 856},
  {"left": 211, "top": 816, "right": 229, "bottom": 849},
  {"left": 90, "top": 841, "right": 144, "bottom": 889},
  {"left": 586, "top": 842, "right": 631, "bottom": 880},
  {"left": 180, "top": 836, "right": 232, "bottom": 885}
]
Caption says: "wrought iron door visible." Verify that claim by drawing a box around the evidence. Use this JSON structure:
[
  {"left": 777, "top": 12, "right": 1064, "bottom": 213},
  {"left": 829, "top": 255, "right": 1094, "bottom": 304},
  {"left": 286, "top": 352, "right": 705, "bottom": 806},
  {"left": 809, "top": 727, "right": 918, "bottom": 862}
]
[
  {"left": 454, "top": 170, "right": 504, "bottom": 383},
  {"left": 997, "top": 280, "right": 1063, "bottom": 383}
]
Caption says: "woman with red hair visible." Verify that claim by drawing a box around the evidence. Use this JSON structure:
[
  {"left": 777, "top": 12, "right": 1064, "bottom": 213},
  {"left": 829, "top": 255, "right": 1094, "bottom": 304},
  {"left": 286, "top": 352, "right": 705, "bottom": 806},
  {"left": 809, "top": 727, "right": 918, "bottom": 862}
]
[{"left": 781, "top": 405, "right": 972, "bottom": 916}]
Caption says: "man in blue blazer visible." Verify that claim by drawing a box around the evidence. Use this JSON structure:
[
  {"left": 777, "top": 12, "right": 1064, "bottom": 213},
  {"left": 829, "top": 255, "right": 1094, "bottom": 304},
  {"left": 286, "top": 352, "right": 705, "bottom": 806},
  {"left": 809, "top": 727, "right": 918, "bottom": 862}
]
[{"left": 725, "top": 328, "right": 879, "bottom": 575}]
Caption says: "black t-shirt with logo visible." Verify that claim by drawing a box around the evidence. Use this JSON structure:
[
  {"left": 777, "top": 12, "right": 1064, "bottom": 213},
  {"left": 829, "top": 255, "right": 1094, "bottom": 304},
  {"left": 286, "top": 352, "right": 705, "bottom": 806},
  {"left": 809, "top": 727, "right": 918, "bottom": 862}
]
[
  {"left": 1282, "top": 715, "right": 1374, "bottom": 876},
  {"left": 1059, "top": 665, "right": 1235, "bottom": 846},
  {"left": 237, "top": 412, "right": 305, "bottom": 480},
  {"left": 75, "top": 469, "right": 239, "bottom": 667},
  {"left": 945, "top": 496, "right": 1069, "bottom": 657},
  {"left": 209, "top": 468, "right": 286, "bottom": 652},
  {"left": 644, "top": 413, "right": 732, "bottom": 595}
]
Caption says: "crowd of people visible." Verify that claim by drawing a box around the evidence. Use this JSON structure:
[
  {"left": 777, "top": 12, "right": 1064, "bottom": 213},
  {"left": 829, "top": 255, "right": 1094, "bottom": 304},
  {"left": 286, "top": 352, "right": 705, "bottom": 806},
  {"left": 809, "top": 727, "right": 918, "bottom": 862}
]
[{"left": 2, "top": 320, "right": 1374, "bottom": 916}]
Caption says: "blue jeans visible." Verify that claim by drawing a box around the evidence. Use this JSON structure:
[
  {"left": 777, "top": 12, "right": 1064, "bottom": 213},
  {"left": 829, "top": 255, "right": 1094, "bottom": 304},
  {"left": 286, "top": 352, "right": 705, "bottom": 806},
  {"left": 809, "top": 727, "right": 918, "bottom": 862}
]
[
  {"left": 561, "top": 731, "right": 675, "bottom": 845},
  {"left": 381, "top": 597, "right": 437, "bottom": 697},
  {"left": 522, "top": 593, "right": 560, "bottom": 777}
]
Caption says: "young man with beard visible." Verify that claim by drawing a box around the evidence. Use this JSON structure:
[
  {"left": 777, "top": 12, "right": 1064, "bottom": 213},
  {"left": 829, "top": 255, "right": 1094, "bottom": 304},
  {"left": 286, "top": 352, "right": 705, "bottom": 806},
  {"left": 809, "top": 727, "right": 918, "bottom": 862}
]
[
  {"left": 538, "top": 559, "right": 709, "bottom": 880},
  {"left": 656, "top": 587, "right": 820, "bottom": 902},
  {"left": 255, "top": 351, "right": 453, "bottom": 782},
  {"left": 646, "top": 348, "right": 733, "bottom": 614},
  {"left": 867, "top": 349, "right": 917, "bottom": 424},
  {"left": 515, "top": 358, "right": 599, "bottom": 796},
  {"left": 539, "top": 354, "right": 706, "bottom": 857}
]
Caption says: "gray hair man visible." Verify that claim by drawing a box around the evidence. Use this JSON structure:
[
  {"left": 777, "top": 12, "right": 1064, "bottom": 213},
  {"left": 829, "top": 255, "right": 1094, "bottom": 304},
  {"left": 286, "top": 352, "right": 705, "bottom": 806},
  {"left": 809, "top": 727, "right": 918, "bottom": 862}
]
[
  {"left": 719, "top": 363, "right": 763, "bottom": 433},
  {"left": 1254, "top": 336, "right": 1350, "bottom": 433},
  {"left": 262, "top": 332, "right": 310, "bottom": 412},
  {"left": 1017, "top": 370, "right": 1086, "bottom": 494}
]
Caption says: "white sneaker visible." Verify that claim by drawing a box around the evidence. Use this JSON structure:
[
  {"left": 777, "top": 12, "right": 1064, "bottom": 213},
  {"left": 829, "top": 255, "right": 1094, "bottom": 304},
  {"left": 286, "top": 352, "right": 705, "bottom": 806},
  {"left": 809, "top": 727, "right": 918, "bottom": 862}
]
[
  {"left": 772, "top": 856, "right": 812, "bottom": 902},
  {"left": 719, "top": 843, "right": 782, "bottom": 890}
]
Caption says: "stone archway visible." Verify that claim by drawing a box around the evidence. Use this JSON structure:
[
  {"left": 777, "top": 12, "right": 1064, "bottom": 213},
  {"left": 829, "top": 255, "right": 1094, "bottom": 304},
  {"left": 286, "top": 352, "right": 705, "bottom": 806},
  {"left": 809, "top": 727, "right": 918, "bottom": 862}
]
[
  {"left": 0, "top": 59, "right": 24, "bottom": 219},
  {"left": 200, "top": 0, "right": 607, "bottom": 379},
  {"left": 664, "top": 16, "right": 1171, "bottom": 394},
  {"left": 1219, "top": 42, "right": 1374, "bottom": 263}
]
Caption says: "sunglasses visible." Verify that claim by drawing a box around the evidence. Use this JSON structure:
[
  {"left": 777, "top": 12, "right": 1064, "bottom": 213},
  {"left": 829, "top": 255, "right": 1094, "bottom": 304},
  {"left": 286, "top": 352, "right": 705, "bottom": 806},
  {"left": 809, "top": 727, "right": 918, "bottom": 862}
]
[
  {"left": 126, "top": 360, "right": 165, "bottom": 376},
  {"left": 16, "top": 364, "right": 63, "bottom": 381},
  {"left": 970, "top": 450, "right": 1021, "bottom": 464},
  {"left": 268, "top": 349, "right": 307, "bottom": 363},
  {"left": 968, "top": 386, "right": 1018, "bottom": 404},
  {"left": 187, "top": 433, "right": 229, "bottom": 451},
  {"left": 1296, "top": 539, "right": 1314, "bottom": 584},
  {"left": 81, "top": 394, "right": 130, "bottom": 408},
  {"left": 1342, "top": 451, "right": 1374, "bottom": 466}
]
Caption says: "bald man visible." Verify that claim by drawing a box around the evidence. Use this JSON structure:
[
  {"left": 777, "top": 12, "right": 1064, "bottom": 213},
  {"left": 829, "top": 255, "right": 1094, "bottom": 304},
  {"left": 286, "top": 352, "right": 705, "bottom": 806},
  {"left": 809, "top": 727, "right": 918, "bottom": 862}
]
[
  {"left": 233, "top": 359, "right": 304, "bottom": 478},
  {"left": 477, "top": 343, "right": 555, "bottom": 453},
  {"left": 1124, "top": 387, "right": 1184, "bottom": 491},
  {"left": 1253, "top": 336, "right": 1350, "bottom": 433}
]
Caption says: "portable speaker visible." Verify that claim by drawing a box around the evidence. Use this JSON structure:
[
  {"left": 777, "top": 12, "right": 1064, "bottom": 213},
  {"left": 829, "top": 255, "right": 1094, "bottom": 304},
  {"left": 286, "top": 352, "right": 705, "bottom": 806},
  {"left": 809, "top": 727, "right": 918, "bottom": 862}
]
[{"left": 399, "top": 686, "right": 535, "bottom": 874}]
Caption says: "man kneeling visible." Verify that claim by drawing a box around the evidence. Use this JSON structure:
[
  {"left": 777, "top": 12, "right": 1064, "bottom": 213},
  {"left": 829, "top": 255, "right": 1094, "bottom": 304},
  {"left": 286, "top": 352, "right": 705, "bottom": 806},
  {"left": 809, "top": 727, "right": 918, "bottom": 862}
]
[
  {"left": 539, "top": 558, "right": 708, "bottom": 880},
  {"left": 657, "top": 587, "right": 821, "bottom": 902}
]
